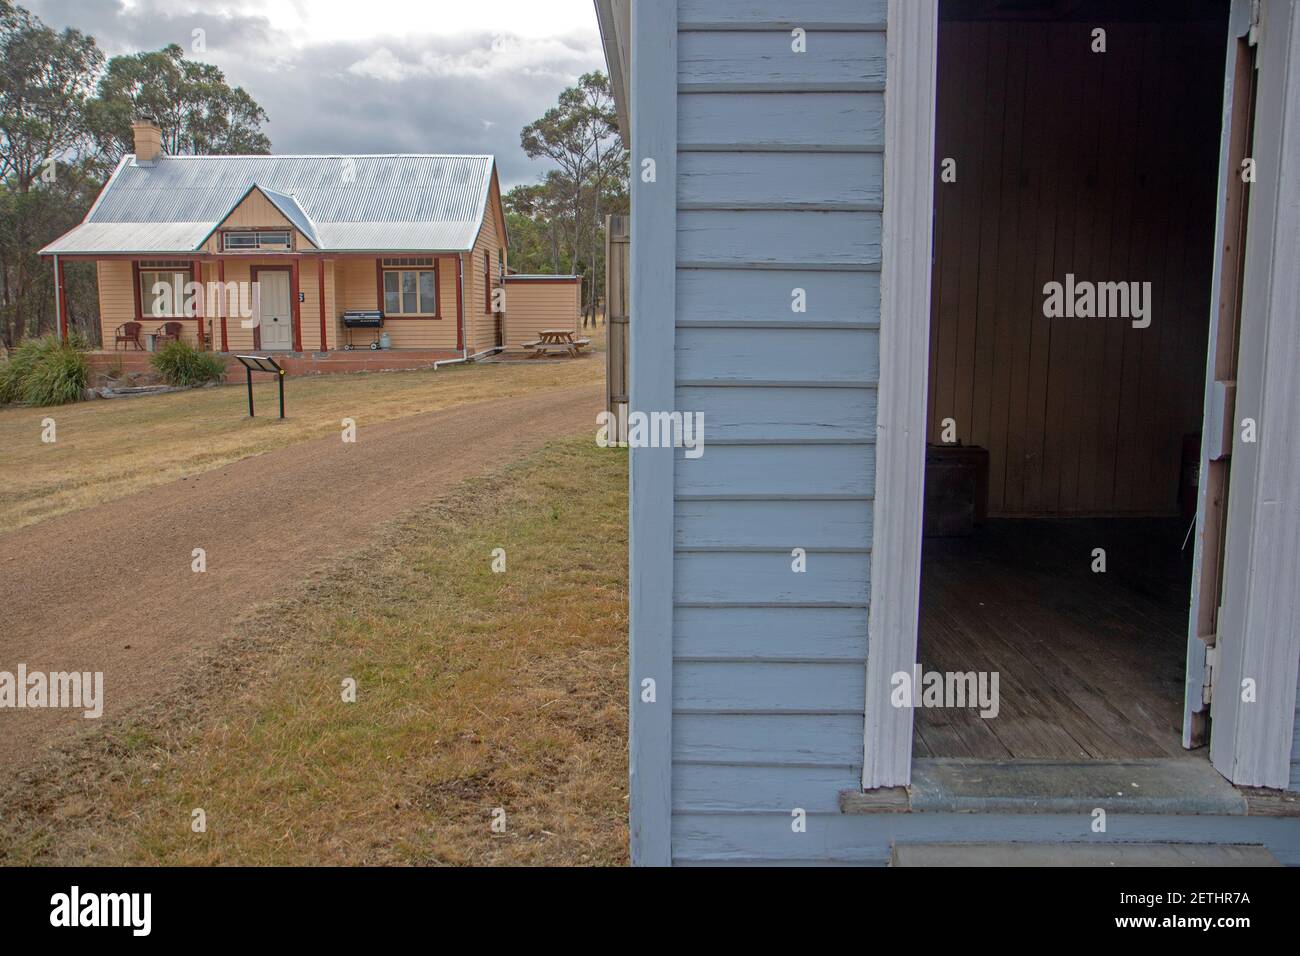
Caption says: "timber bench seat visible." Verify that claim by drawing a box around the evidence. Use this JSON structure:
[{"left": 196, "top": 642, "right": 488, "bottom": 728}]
[
  {"left": 522, "top": 340, "right": 574, "bottom": 357},
  {"left": 522, "top": 331, "right": 591, "bottom": 358}
]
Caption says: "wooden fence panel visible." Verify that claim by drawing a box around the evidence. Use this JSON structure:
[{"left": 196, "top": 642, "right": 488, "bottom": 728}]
[{"left": 606, "top": 214, "right": 630, "bottom": 438}]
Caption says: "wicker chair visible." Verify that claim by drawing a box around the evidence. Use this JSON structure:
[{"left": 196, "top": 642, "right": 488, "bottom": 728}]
[
  {"left": 114, "top": 321, "right": 144, "bottom": 351},
  {"left": 155, "top": 321, "right": 184, "bottom": 345}
]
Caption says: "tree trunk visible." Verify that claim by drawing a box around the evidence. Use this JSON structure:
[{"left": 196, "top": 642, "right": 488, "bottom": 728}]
[
  {"left": 14, "top": 258, "right": 27, "bottom": 343},
  {"left": 2, "top": 267, "right": 12, "bottom": 350},
  {"left": 588, "top": 194, "right": 603, "bottom": 328}
]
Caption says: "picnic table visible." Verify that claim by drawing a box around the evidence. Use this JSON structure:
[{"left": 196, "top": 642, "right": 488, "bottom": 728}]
[{"left": 523, "top": 329, "right": 592, "bottom": 358}]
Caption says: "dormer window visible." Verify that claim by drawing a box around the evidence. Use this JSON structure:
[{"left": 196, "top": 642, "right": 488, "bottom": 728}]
[{"left": 222, "top": 230, "right": 292, "bottom": 251}]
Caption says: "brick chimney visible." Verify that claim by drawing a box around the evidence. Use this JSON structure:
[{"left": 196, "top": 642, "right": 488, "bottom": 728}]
[{"left": 131, "top": 117, "right": 162, "bottom": 164}]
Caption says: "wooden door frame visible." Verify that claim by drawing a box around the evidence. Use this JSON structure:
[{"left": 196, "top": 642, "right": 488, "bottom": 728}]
[
  {"left": 864, "top": 0, "right": 1300, "bottom": 791},
  {"left": 250, "top": 265, "right": 293, "bottom": 352},
  {"left": 1201, "top": 0, "right": 1300, "bottom": 790},
  {"left": 1184, "top": 0, "right": 1258, "bottom": 759},
  {"left": 863, "top": 0, "right": 939, "bottom": 789}
]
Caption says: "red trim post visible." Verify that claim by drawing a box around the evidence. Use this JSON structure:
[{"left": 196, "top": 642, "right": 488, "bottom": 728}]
[
  {"left": 54, "top": 256, "right": 68, "bottom": 342},
  {"left": 290, "top": 258, "right": 302, "bottom": 352},
  {"left": 132, "top": 260, "right": 143, "bottom": 322},
  {"left": 455, "top": 254, "right": 464, "bottom": 352},
  {"left": 318, "top": 258, "right": 327, "bottom": 351},
  {"left": 192, "top": 257, "right": 205, "bottom": 348},
  {"left": 375, "top": 258, "right": 384, "bottom": 312},
  {"left": 433, "top": 258, "right": 441, "bottom": 317},
  {"left": 218, "top": 259, "right": 228, "bottom": 352},
  {"left": 249, "top": 265, "right": 264, "bottom": 350}
]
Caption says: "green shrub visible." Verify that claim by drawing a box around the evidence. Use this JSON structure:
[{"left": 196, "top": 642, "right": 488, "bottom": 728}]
[
  {"left": 0, "top": 335, "right": 89, "bottom": 406},
  {"left": 23, "top": 345, "right": 90, "bottom": 406},
  {"left": 150, "top": 340, "right": 228, "bottom": 387},
  {"left": 67, "top": 328, "right": 93, "bottom": 352},
  {"left": 0, "top": 340, "right": 44, "bottom": 405}
]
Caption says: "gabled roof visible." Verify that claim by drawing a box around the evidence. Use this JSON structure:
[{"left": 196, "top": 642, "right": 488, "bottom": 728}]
[
  {"left": 257, "top": 186, "right": 320, "bottom": 248},
  {"left": 189, "top": 182, "right": 323, "bottom": 251},
  {"left": 41, "top": 153, "right": 500, "bottom": 255}
]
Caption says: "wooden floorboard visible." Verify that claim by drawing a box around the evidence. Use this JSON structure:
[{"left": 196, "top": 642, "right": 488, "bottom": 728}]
[
  {"left": 960, "top": 547, "right": 1188, "bottom": 757},
  {"left": 925, "top": 597, "right": 1086, "bottom": 757},
  {"left": 914, "top": 518, "right": 1191, "bottom": 760}
]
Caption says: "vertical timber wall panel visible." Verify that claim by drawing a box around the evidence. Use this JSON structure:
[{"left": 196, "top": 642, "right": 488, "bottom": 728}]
[{"left": 925, "top": 16, "right": 1224, "bottom": 517}]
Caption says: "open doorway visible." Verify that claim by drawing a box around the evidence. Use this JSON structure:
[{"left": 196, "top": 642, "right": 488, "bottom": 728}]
[{"left": 916, "top": 0, "right": 1230, "bottom": 761}]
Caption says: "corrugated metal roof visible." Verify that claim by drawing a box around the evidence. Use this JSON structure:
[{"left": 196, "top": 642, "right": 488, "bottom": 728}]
[
  {"left": 314, "top": 221, "right": 490, "bottom": 252},
  {"left": 41, "top": 154, "right": 496, "bottom": 255},
  {"left": 41, "top": 221, "right": 214, "bottom": 254}
]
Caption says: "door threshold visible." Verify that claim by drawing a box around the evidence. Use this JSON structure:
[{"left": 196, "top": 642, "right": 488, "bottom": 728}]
[
  {"left": 842, "top": 758, "right": 1254, "bottom": 816},
  {"left": 890, "top": 842, "right": 1280, "bottom": 867}
]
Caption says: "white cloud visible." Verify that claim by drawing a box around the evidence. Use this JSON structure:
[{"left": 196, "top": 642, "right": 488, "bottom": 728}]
[
  {"left": 346, "top": 33, "right": 595, "bottom": 83},
  {"left": 117, "top": 0, "right": 599, "bottom": 47},
  {"left": 25, "top": 0, "right": 610, "bottom": 190},
  {"left": 347, "top": 48, "right": 407, "bottom": 82}
]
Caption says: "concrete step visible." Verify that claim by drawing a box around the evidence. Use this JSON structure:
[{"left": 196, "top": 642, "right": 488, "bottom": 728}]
[
  {"left": 891, "top": 842, "right": 1280, "bottom": 867},
  {"left": 841, "top": 758, "right": 1249, "bottom": 815}
]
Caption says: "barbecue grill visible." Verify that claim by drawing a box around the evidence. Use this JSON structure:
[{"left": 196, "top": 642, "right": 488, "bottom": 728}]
[{"left": 342, "top": 310, "right": 383, "bottom": 350}]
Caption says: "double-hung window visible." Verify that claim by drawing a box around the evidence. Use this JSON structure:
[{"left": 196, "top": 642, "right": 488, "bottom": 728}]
[
  {"left": 139, "top": 261, "right": 193, "bottom": 317},
  {"left": 381, "top": 258, "right": 437, "bottom": 316}
]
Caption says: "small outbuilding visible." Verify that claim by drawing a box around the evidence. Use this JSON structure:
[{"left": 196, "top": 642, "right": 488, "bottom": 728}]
[{"left": 502, "top": 275, "right": 582, "bottom": 352}]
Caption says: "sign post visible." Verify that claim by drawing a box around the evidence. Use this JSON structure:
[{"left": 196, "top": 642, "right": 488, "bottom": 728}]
[{"left": 234, "top": 354, "right": 286, "bottom": 419}]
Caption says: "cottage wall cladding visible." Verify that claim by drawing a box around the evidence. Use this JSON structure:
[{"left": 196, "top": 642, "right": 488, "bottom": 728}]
[{"left": 618, "top": 0, "right": 1300, "bottom": 866}]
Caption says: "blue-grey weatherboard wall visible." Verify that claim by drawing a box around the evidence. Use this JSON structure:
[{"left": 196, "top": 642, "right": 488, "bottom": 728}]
[{"left": 607, "top": 0, "right": 1300, "bottom": 865}]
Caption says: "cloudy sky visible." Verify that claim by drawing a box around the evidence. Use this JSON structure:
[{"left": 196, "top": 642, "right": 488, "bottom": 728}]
[{"left": 27, "top": 0, "right": 607, "bottom": 189}]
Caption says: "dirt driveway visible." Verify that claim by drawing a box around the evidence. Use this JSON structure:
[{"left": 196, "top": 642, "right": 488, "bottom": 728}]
[{"left": 0, "top": 382, "right": 601, "bottom": 769}]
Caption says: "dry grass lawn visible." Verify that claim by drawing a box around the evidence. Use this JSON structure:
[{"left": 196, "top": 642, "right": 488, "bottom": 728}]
[
  {"left": 0, "top": 352, "right": 601, "bottom": 533},
  {"left": 0, "top": 437, "right": 628, "bottom": 865}
]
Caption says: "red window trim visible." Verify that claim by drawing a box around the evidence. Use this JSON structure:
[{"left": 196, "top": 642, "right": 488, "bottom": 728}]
[
  {"left": 376, "top": 257, "right": 441, "bottom": 318},
  {"left": 136, "top": 262, "right": 195, "bottom": 320}
]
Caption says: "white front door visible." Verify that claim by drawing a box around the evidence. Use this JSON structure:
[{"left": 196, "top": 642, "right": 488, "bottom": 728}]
[{"left": 257, "top": 270, "right": 293, "bottom": 351}]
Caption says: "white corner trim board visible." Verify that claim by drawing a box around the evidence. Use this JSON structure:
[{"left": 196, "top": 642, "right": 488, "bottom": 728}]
[
  {"left": 863, "top": 0, "right": 939, "bottom": 790},
  {"left": 628, "top": 0, "right": 677, "bottom": 865}
]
